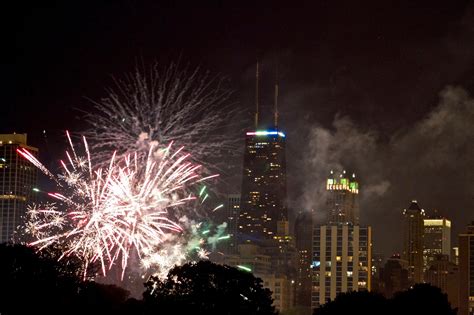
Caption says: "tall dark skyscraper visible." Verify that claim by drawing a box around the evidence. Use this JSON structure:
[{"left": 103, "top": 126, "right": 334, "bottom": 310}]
[
  {"left": 0, "top": 134, "right": 38, "bottom": 243},
  {"left": 402, "top": 200, "right": 425, "bottom": 284},
  {"left": 239, "top": 130, "right": 287, "bottom": 242},
  {"left": 225, "top": 194, "right": 240, "bottom": 254},
  {"left": 238, "top": 62, "right": 287, "bottom": 243}
]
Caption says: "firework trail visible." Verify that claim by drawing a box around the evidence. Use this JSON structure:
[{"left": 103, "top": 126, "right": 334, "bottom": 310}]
[
  {"left": 82, "top": 62, "right": 242, "bottom": 176},
  {"left": 18, "top": 132, "right": 220, "bottom": 279}
]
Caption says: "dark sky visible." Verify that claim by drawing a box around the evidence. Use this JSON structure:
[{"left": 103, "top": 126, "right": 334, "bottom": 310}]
[{"left": 7, "top": 0, "right": 474, "bottom": 257}]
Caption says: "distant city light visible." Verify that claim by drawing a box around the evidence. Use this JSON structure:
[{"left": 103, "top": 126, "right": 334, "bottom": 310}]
[
  {"left": 237, "top": 265, "right": 252, "bottom": 272},
  {"left": 32, "top": 188, "right": 40, "bottom": 192},
  {"left": 246, "top": 130, "right": 286, "bottom": 138}
]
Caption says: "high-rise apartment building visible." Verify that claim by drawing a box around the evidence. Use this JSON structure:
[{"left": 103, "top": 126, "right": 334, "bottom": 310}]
[
  {"left": 0, "top": 134, "right": 38, "bottom": 243},
  {"left": 239, "top": 130, "right": 287, "bottom": 242},
  {"left": 402, "top": 200, "right": 425, "bottom": 283},
  {"left": 459, "top": 222, "right": 474, "bottom": 315},
  {"left": 423, "top": 217, "right": 451, "bottom": 270},
  {"left": 311, "top": 225, "right": 371, "bottom": 308},
  {"left": 326, "top": 170, "right": 359, "bottom": 225}
]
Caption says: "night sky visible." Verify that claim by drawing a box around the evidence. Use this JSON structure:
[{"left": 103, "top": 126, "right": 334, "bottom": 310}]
[{"left": 8, "top": 0, "right": 474, "bottom": 257}]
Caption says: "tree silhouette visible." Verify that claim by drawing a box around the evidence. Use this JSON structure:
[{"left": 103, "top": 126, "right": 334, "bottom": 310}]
[
  {"left": 313, "top": 291, "right": 387, "bottom": 315},
  {"left": 390, "top": 283, "right": 456, "bottom": 315},
  {"left": 312, "top": 283, "right": 457, "bottom": 315},
  {"left": 0, "top": 243, "right": 79, "bottom": 315},
  {"left": 143, "top": 260, "right": 277, "bottom": 315}
]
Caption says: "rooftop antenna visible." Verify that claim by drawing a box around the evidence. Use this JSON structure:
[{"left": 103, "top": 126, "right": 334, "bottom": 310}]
[
  {"left": 255, "top": 61, "right": 260, "bottom": 129},
  {"left": 274, "top": 60, "right": 279, "bottom": 128}
]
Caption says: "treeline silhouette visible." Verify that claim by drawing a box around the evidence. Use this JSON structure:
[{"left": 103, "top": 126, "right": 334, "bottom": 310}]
[
  {"left": 0, "top": 243, "right": 275, "bottom": 315},
  {"left": 0, "top": 244, "right": 457, "bottom": 315},
  {"left": 313, "top": 283, "right": 456, "bottom": 315}
]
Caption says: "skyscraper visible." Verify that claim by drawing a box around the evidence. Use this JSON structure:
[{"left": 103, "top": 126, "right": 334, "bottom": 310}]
[
  {"left": 402, "top": 200, "right": 425, "bottom": 283},
  {"left": 224, "top": 194, "right": 240, "bottom": 254},
  {"left": 311, "top": 169, "right": 372, "bottom": 309},
  {"left": 326, "top": 170, "right": 359, "bottom": 225},
  {"left": 459, "top": 221, "right": 474, "bottom": 315},
  {"left": 239, "top": 130, "right": 287, "bottom": 242},
  {"left": 295, "top": 210, "right": 313, "bottom": 310},
  {"left": 423, "top": 216, "right": 451, "bottom": 270},
  {"left": 0, "top": 134, "right": 38, "bottom": 243}
]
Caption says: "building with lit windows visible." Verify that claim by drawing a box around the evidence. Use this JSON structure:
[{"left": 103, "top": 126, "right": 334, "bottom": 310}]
[
  {"left": 311, "top": 225, "right": 372, "bottom": 308},
  {"left": 459, "top": 221, "right": 474, "bottom": 315},
  {"left": 423, "top": 216, "right": 451, "bottom": 270},
  {"left": 326, "top": 170, "right": 359, "bottom": 225},
  {"left": 239, "top": 130, "right": 287, "bottom": 242},
  {"left": 0, "top": 134, "right": 38, "bottom": 243},
  {"left": 402, "top": 200, "right": 425, "bottom": 283}
]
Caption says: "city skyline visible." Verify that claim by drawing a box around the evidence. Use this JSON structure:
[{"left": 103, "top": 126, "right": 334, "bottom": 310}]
[{"left": 7, "top": 2, "right": 474, "bottom": 258}]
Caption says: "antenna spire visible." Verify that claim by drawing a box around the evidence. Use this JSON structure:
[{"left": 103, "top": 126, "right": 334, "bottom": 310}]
[
  {"left": 274, "top": 61, "right": 279, "bottom": 128},
  {"left": 255, "top": 61, "right": 259, "bottom": 129}
]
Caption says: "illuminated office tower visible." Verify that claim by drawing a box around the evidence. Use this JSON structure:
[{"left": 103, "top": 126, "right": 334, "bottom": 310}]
[
  {"left": 402, "top": 200, "right": 425, "bottom": 283},
  {"left": 239, "top": 130, "right": 287, "bottom": 242},
  {"left": 0, "top": 134, "right": 38, "bottom": 243},
  {"left": 423, "top": 216, "right": 451, "bottom": 270},
  {"left": 311, "top": 225, "right": 372, "bottom": 308},
  {"left": 326, "top": 170, "right": 359, "bottom": 225},
  {"left": 459, "top": 222, "right": 474, "bottom": 315}
]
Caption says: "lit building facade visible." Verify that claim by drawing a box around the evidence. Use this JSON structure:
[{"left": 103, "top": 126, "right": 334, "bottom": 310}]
[
  {"left": 459, "top": 222, "right": 474, "bottom": 315},
  {"left": 326, "top": 170, "right": 359, "bottom": 225},
  {"left": 402, "top": 200, "right": 425, "bottom": 283},
  {"left": 0, "top": 134, "right": 38, "bottom": 243},
  {"left": 311, "top": 225, "right": 372, "bottom": 308},
  {"left": 423, "top": 217, "right": 451, "bottom": 270},
  {"left": 239, "top": 130, "right": 287, "bottom": 242}
]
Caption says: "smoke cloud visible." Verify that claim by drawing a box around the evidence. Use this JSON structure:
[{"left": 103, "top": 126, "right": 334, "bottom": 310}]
[{"left": 295, "top": 86, "right": 474, "bottom": 256}]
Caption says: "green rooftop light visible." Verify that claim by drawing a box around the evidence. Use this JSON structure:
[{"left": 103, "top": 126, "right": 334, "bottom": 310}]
[{"left": 32, "top": 188, "right": 40, "bottom": 192}]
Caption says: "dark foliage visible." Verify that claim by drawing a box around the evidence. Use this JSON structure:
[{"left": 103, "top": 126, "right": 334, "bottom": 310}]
[
  {"left": 0, "top": 243, "right": 131, "bottom": 315},
  {"left": 313, "top": 283, "right": 457, "bottom": 315},
  {"left": 314, "top": 290, "right": 387, "bottom": 315},
  {"left": 143, "top": 260, "right": 277, "bottom": 315},
  {"left": 390, "top": 283, "right": 457, "bottom": 315},
  {"left": 0, "top": 243, "right": 80, "bottom": 314}
]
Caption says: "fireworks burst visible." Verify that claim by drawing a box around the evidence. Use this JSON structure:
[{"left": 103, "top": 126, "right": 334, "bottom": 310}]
[
  {"left": 18, "top": 132, "right": 220, "bottom": 279},
  {"left": 82, "top": 62, "right": 242, "bottom": 176}
]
